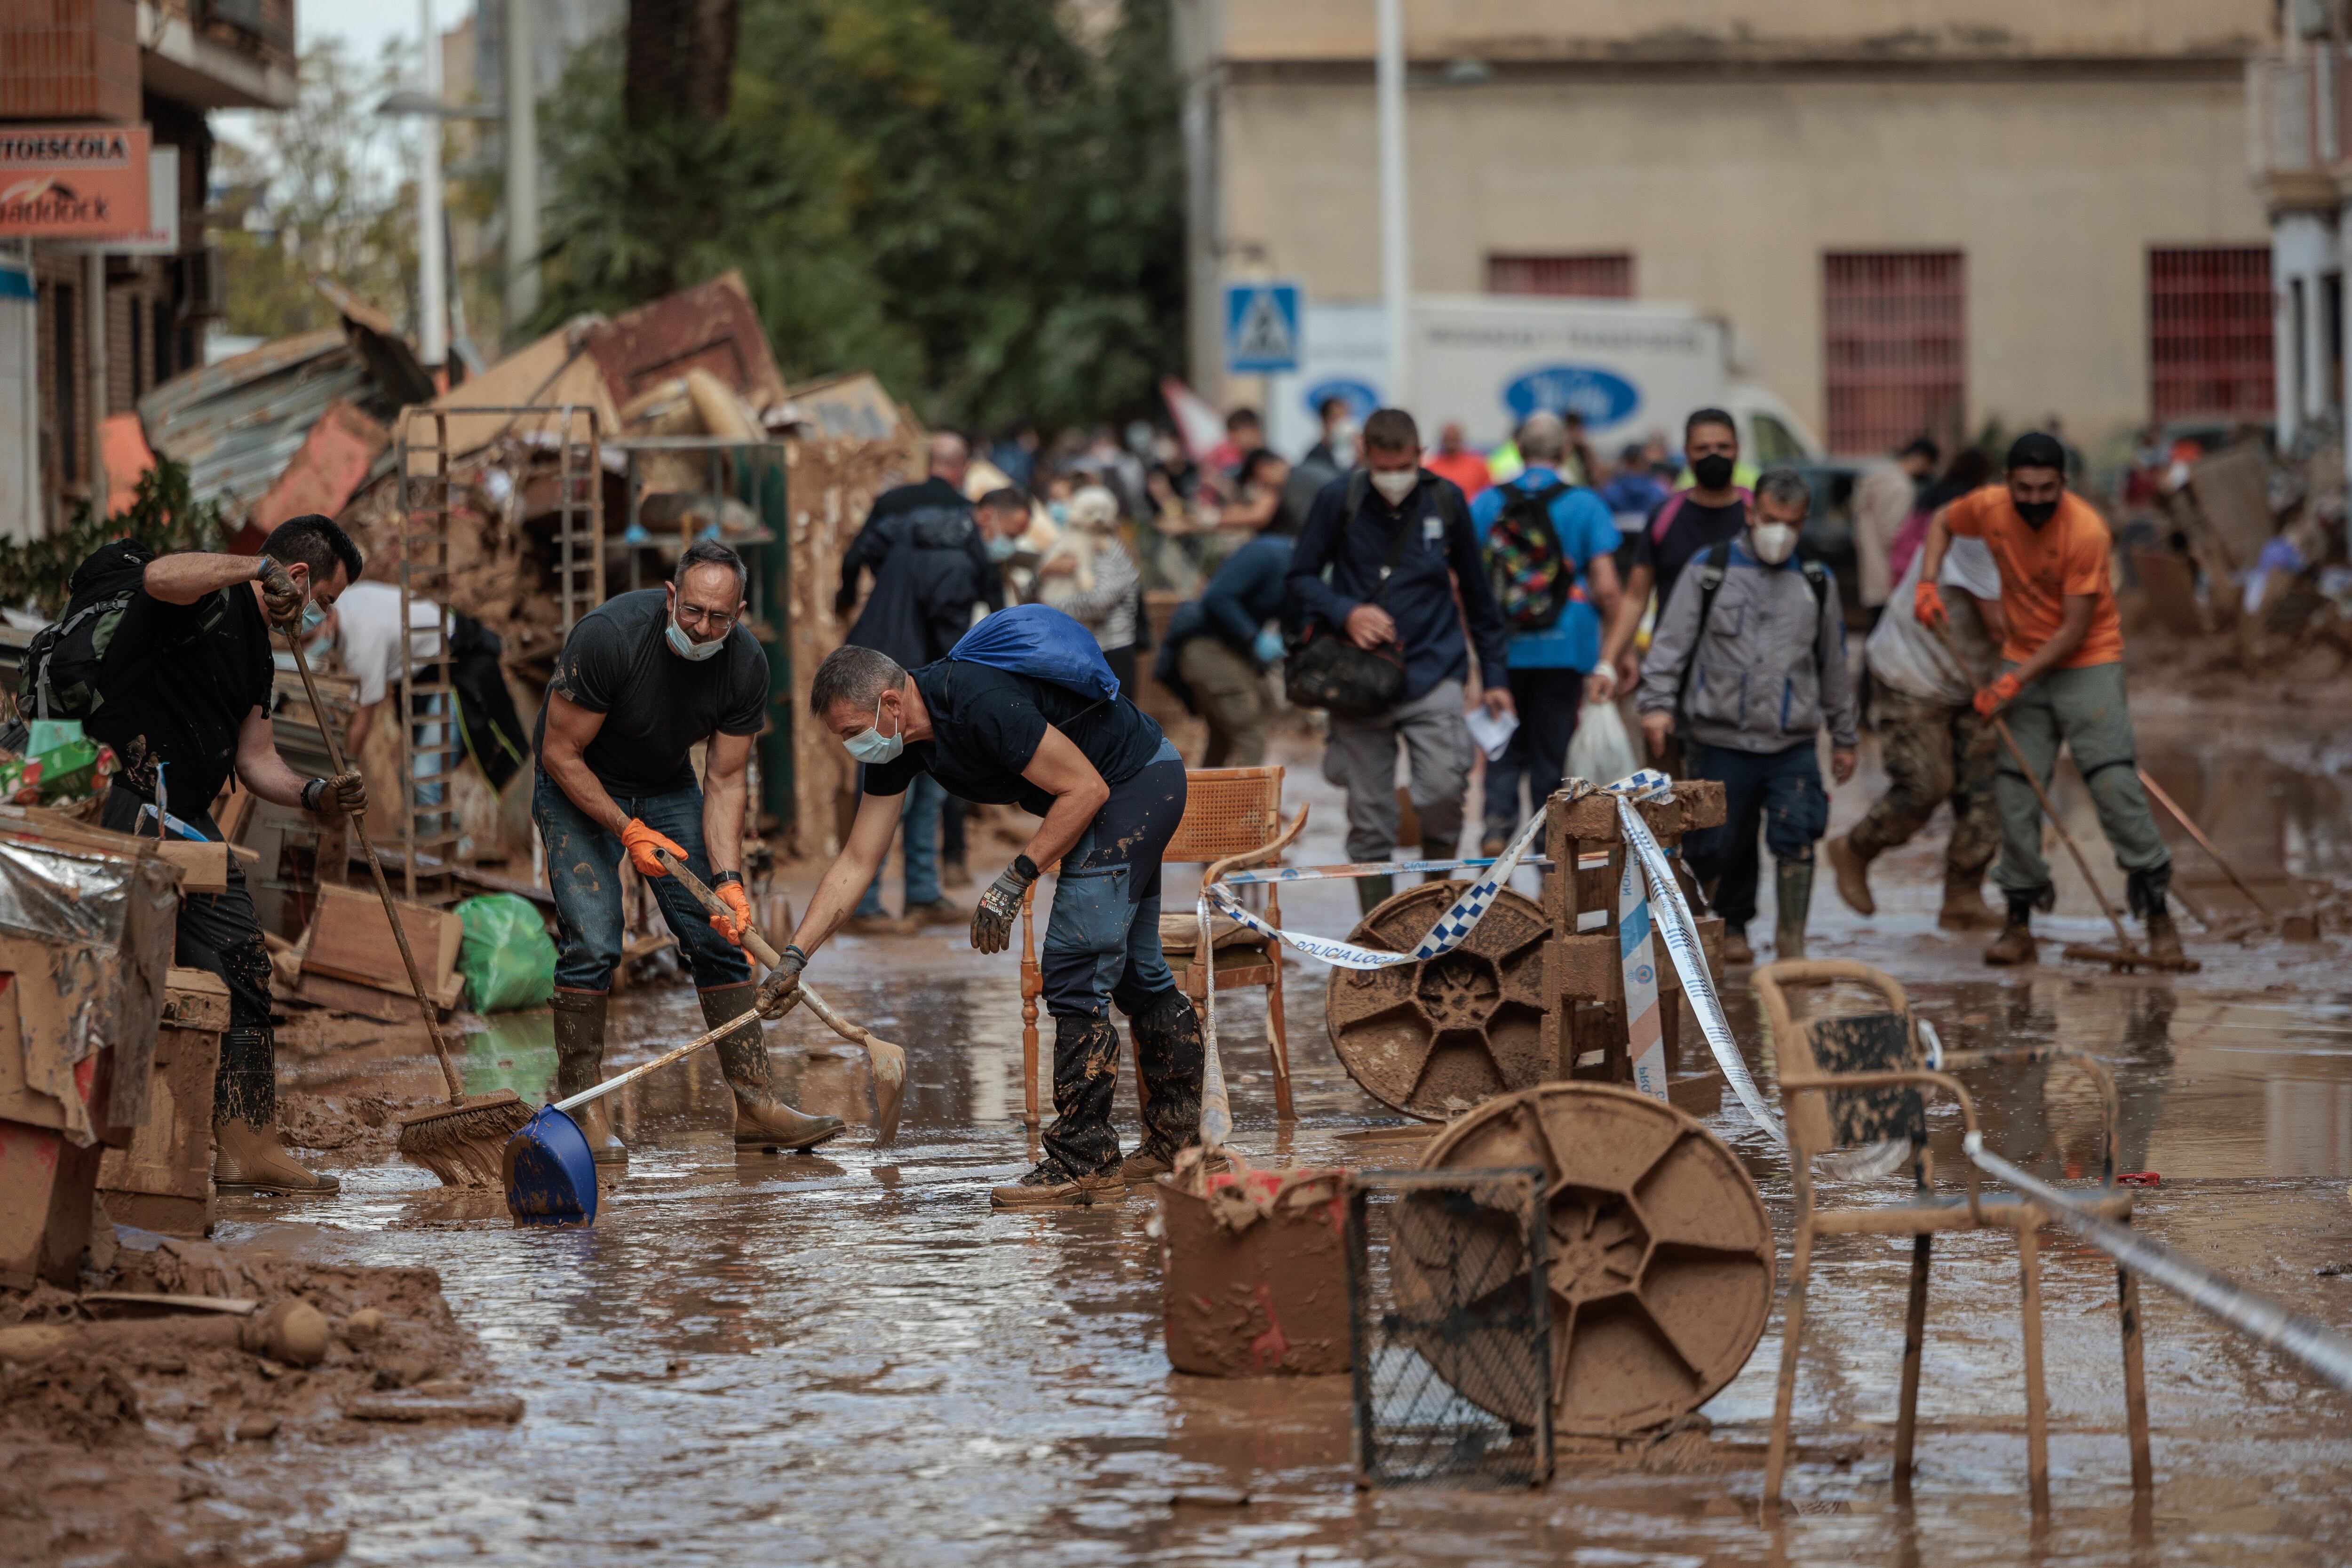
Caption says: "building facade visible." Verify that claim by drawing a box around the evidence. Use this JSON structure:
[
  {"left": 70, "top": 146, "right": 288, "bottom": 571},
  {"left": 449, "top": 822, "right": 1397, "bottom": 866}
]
[
  {"left": 1, "top": 0, "right": 294, "bottom": 541},
  {"left": 2251, "top": 1, "right": 2352, "bottom": 453},
  {"left": 1178, "top": 0, "right": 2275, "bottom": 457}
]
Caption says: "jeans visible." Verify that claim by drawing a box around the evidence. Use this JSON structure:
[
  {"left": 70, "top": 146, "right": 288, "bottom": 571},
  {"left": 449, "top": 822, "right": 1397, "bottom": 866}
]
[
  {"left": 855, "top": 769, "right": 943, "bottom": 916},
  {"left": 532, "top": 769, "right": 751, "bottom": 992},
  {"left": 1482, "top": 666, "right": 1585, "bottom": 842},
  {"left": 1040, "top": 740, "right": 1185, "bottom": 1019},
  {"left": 1682, "top": 740, "right": 1829, "bottom": 931}
]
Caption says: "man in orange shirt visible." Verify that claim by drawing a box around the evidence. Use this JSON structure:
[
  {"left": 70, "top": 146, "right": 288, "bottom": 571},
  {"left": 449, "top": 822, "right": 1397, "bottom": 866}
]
[
  {"left": 1423, "top": 421, "right": 1491, "bottom": 500},
  {"left": 1915, "top": 432, "right": 2177, "bottom": 965}
]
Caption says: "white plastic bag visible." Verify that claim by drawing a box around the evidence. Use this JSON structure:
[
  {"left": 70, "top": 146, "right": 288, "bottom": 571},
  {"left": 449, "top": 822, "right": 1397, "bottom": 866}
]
[{"left": 1566, "top": 698, "right": 1643, "bottom": 787}]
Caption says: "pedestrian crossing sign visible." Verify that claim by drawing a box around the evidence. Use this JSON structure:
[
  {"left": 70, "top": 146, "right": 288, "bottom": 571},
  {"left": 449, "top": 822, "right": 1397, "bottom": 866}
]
[{"left": 1224, "top": 281, "right": 1302, "bottom": 374}]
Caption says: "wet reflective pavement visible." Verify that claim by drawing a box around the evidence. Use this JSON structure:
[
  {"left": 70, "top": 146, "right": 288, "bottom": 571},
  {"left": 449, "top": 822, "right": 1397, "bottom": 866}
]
[{"left": 227, "top": 701, "right": 2352, "bottom": 1565}]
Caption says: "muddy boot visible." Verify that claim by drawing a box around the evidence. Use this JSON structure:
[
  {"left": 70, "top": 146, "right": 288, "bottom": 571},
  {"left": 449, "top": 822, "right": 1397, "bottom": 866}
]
[
  {"left": 1773, "top": 859, "right": 1814, "bottom": 962},
  {"left": 996, "top": 1016, "right": 1126, "bottom": 1206},
  {"left": 1826, "top": 832, "right": 1875, "bottom": 916},
  {"left": 211, "top": 1029, "right": 338, "bottom": 1195},
  {"left": 1355, "top": 874, "right": 1395, "bottom": 917},
  {"left": 1120, "top": 989, "right": 1205, "bottom": 1179},
  {"left": 1984, "top": 894, "right": 2040, "bottom": 966},
  {"left": 1938, "top": 870, "right": 2005, "bottom": 931},
  {"left": 2130, "top": 865, "right": 2186, "bottom": 965},
  {"left": 703, "top": 984, "right": 846, "bottom": 1151},
  {"left": 906, "top": 898, "right": 969, "bottom": 929},
  {"left": 1722, "top": 925, "right": 1754, "bottom": 965},
  {"left": 551, "top": 989, "right": 626, "bottom": 1165}
]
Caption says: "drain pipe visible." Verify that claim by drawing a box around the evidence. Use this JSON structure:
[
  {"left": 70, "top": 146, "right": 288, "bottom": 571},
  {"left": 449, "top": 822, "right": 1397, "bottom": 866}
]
[{"left": 1963, "top": 1133, "right": 2352, "bottom": 1395}]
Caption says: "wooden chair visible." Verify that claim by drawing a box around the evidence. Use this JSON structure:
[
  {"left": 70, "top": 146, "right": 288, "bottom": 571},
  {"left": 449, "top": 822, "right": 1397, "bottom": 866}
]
[
  {"left": 1754, "top": 959, "right": 2150, "bottom": 1512},
  {"left": 1018, "top": 766, "right": 1301, "bottom": 1127}
]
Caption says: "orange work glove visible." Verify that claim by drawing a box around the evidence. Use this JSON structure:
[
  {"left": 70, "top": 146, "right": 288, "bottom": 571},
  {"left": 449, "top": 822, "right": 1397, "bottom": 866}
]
[
  {"left": 1973, "top": 671, "right": 2021, "bottom": 719},
  {"left": 709, "top": 878, "right": 755, "bottom": 947},
  {"left": 1913, "top": 579, "right": 1948, "bottom": 628},
  {"left": 620, "top": 818, "right": 688, "bottom": 879}
]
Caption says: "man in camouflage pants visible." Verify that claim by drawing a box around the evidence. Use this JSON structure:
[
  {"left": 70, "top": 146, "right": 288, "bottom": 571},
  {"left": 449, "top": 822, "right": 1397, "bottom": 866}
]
[{"left": 1828, "top": 530, "right": 2007, "bottom": 929}]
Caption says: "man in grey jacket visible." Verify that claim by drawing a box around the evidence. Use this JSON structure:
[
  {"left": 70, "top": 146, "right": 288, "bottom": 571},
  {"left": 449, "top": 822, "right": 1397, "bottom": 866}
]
[{"left": 1635, "top": 468, "right": 1858, "bottom": 963}]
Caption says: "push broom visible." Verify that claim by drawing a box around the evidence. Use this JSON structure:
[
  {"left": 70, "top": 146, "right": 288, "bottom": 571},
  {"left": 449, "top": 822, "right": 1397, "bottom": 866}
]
[
  {"left": 1927, "top": 617, "right": 2196, "bottom": 974},
  {"left": 655, "top": 848, "right": 908, "bottom": 1142},
  {"left": 282, "top": 605, "right": 530, "bottom": 1183}
]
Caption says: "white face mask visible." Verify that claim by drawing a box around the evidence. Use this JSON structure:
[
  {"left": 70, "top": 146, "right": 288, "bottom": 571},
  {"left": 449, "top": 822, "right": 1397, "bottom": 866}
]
[
  {"left": 1369, "top": 469, "right": 1419, "bottom": 505},
  {"left": 1749, "top": 522, "right": 1799, "bottom": 565}
]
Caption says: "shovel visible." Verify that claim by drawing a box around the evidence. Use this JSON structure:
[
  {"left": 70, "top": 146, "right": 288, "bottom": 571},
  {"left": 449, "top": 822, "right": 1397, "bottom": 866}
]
[{"left": 654, "top": 849, "right": 909, "bottom": 1142}]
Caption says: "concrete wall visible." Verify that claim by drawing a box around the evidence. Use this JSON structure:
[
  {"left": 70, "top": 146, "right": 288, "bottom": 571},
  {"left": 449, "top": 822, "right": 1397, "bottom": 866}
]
[{"left": 1217, "top": 72, "right": 2266, "bottom": 446}]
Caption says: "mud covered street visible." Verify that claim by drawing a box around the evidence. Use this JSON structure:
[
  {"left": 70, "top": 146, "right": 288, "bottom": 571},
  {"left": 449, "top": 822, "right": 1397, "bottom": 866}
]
[{"left": 30, "top": 688, "right": 2320, "bottom": 1567}]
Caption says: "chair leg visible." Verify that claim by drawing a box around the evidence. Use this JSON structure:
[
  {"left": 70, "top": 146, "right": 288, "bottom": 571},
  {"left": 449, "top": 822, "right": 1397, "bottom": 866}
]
[
  {"left": 2018, "top": 1220, "right": 2050, "bottom": 1512},
  {"left": 1019, "top": 892, "right": 1040, "bottom": 1129},
  {"left": 1763, "top": 1223, "right": 1814, "bottom": 1508},
  {"left": 2117, "top": 1219, "right": 2154, "bottom": 1494},
  {"left": 1893, "top": 1232, "right": 1932, "bottom": 1497},
  {"left": 1265, "top": 949, "right": 1295, "bottom": 1122}
]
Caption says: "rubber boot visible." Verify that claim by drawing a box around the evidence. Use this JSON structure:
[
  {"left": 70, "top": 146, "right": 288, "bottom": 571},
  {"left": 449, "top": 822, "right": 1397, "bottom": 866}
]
[
  {"left": 1722, "top": 926, "right": 1754, "bottom": 965},
  {"left": 702, "top": 984, "right": 846, "bottom": 1151},
  {"left": 1421, "top": 839, "right": 1458, "bottom": 880},
  {"left": 1984, "top": 894, "right": 2040, "bottom": 965},
  {"left": 2128, "top": 866, "right": 2187, "bottom": 966},
  {"left": 1938, "top": 869, "right": 2005, "bottom": 931},
  {"left": 1356, "top": 874, "right": 1396, "bottom": 917},
  {"left": 211, "top": 1029, "right": 338, "bottom": 1195},
  {"left": 1773, "top": 859, "right": 1814, "bottom": 961},
  {"left": 551, "top": 988, "right": 626, "bottom": 1165},
  {"left": 1120, "top": 989, "right": 1206, "bottom": 1179},
  {"left": 996, "top": 1015, "right": 1127, "bottom": 1207},
  {"left": 1826, "top": 832, "right": 1875, "bottom": 916}
]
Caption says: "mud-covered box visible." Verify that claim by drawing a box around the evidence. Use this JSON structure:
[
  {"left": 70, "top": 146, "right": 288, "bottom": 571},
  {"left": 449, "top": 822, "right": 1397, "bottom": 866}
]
[{"left": 1155, "top": 1164, "right": 1350, "bottom": 1377}]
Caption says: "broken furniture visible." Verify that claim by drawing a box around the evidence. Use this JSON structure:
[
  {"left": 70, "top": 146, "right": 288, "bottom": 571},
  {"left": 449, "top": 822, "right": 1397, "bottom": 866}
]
[
  {"left": 1753, "top": 959, "right": 2151, "bottom": 1510},
  {"left": 292, "top": 883, "right": 466, "bottom": 1020},
  {"left": 1413, "top": 1082, "right": 1773, "bottom": 1441},
  {"left": 97, "top": 967, "right": 230, "bottom": 1236},
  {"left": 1323, "top": 780, "right": 1727, "bottom": 1124},
  {"left": 0, "top": 809, "right": 178, "bottom": 1288},
  {"left": 1018, "top": 766, "right": 1299, "bottom": 1128}
]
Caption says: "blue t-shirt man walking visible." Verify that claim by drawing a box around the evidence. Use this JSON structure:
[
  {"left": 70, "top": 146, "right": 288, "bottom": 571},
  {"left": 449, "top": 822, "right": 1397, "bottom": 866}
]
[{"left": 1468, "top": 412, "right": 1625, "bottom": 851}]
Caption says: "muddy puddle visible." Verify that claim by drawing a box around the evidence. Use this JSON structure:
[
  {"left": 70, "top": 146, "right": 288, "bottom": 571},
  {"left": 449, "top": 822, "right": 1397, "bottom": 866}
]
[{"left": 177, "top": 699, "right": 2352, "bottom": 1565}]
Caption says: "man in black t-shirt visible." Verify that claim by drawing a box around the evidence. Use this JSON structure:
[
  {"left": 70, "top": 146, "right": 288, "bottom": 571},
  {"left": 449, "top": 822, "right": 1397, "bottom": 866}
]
[
  {"left": 84, "top": 514, "right": 368, "bottom": 1196},
  {"left": 534, "top": 541, "right": 844, "bottom": 1162},
  {"left": 771, "top": 632, "right": 1201, "bottom": 1208},
  {"left": 1588, "top": 408, "right": 1753, "bottom": 775}
]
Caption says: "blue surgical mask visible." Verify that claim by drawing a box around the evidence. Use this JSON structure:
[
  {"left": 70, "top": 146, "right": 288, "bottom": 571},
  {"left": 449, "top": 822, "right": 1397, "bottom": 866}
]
[
  {"left": 300, "top": 601, "right": 326, "bottom": 634},
  {"left": 666, "top": 615, "right": 728, "bottom": 662},
  {"left": 985, "top": 535, "right": 1019, "bottom": 563},
  {"left": 844, "top": 694, "right": 904, "bottom": 764},
  {"left": 1047, "top": 501, "right": 1070, "bottom": 526}
]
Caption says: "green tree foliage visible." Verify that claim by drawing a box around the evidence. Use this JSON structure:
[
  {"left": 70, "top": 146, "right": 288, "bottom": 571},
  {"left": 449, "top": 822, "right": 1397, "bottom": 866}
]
[
  {"left": 0, "top": 460, "right": 224, "bottom": 618},
  {"left": 535, "top": 0, "right": 1184, "bottom": 433}
]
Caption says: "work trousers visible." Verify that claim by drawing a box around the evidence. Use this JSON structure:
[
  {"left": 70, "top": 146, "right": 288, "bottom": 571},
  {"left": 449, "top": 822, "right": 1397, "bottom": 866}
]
[
  {"left": 1989, "top": 661, "right": 2169, "bottom": 901},
  {"left": 102, "top": 787, "right": 274, "bottom": 1121},
  {"left": 1324, "top": 679, "right": 1473, "bottom": 862},
  {"left": 1482, "top": 666, "right": 1584, "bottom": 842},
  {"left": 1177, "top": 637, "right": 1269, "bottom": 768},
  {"left": 855, "top": 768, "right": 943, "bottom": 916},
  {"left": 1682, "top": 740, "right": 1829, "bottom": 931},
  {"left": 532, "top": 771, "right": 751, "bottom": 993},
  {"left": 1850, "top": 688, "right": 2000, "bottom": 877},
  {"left": 1039, "top": 740, "right": 1186, "bottom": 1019}
]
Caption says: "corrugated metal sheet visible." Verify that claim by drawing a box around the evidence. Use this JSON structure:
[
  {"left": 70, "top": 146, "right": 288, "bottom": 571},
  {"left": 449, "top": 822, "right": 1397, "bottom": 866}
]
[{"left": 138, "top": 329, "right": 371, "bottom": 525}]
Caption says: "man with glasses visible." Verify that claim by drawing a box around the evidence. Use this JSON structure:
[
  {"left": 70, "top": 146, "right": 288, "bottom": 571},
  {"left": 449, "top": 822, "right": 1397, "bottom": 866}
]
[{"left": 533, "top": 540, "right": 844, "bottom": 1163}]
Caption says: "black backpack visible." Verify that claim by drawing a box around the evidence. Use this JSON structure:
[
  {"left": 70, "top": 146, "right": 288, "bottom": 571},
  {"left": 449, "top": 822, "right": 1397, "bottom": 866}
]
[
  {"left": 19, "top": 540, "right": 156, "bottom": 724},
  {"left": 1482, "top": 479, "right": 1576, "bottom": 631}
]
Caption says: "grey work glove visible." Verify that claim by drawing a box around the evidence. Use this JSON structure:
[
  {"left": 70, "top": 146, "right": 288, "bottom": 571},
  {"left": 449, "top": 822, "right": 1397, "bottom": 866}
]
[
  {"left": 970, "top": 855, "right": 1040, "bottom": 955},
  {"left": 755, "top": 946, "right": 808, "bottom": 1019},
  {"left": 303, "top": 772, "right": 367, "bottom": 815},
  {"left": 256, "top": 558, "right": 303, "bottom": 626}
]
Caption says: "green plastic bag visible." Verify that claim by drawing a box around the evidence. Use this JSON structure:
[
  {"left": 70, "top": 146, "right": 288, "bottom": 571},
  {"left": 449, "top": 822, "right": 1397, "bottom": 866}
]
[{"left": 455, "top": 894, "right": 558, "bottom": 1013}]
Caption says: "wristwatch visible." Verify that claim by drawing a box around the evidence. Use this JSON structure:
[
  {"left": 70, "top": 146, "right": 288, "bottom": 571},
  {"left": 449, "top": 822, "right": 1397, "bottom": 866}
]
[
  {"left": 300, "top": 778, "right": 326, "bottom": 811},
  {"left": 713, "top": 869, "right": 744, "bottom": 888}
]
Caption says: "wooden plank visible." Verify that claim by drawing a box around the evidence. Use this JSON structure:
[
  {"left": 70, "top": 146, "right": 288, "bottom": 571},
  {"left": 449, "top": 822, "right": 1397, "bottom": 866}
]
[
  {"left": 161, "top": 967, "right": 231, "bottom": 1033},
  {"left": 300, "top": 882, "right": 462, "bottom": 999},
  {"left": 156, "top": 840, "right": 229, "bottom": 893}
]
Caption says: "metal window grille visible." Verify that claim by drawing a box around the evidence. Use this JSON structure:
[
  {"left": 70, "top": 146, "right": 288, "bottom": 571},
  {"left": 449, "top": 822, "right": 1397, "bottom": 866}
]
[
  {"left": 1823, "top": 251, "right": 1966, "bottom": 456},
  {"left": 2149, "top": 247, "right": 2276, "bottom": 422},
  {"left": 1487, "top": 254, "right": 1634, "bottom": 299},
  {"left": 1345, "top": 1168, "right": 1555, "bottom": 1489}
]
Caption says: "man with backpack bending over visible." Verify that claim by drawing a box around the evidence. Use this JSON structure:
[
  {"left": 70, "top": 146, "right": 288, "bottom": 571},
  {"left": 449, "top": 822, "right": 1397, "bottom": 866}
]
[
  {"left": 53, "top": 515, "right": 369, "bottom": 1195},
  {"left": 1635, "top": 468, "right": 1858, "bottom": 966},
  {"left": 1469, "top": 411, "right": 1623, "bottom": 855},
  {"left": 778, "top": 608, "right": 1200, "bottom": 1208}
]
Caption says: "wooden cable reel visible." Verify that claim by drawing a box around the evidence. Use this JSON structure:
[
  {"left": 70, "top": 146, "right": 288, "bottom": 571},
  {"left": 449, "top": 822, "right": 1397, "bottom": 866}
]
[
  {"left": 1400, "top": 1084, "right": 1774, "bottom": 1438},
  {"left": 1324, "top": 881, "right": 1552, "bottom": 1119}
]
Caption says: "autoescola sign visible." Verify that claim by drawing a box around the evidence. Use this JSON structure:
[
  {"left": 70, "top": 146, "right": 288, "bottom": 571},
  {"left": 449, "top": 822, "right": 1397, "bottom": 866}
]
[{"left": 0, "top": 126, "right": 152, "bottom": 239}]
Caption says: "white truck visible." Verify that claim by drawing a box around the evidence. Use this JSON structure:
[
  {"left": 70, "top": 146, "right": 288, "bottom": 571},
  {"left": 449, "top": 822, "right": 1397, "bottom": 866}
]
[{"left": 1265, "top": 294, "right": 1822, "bottom": 471}]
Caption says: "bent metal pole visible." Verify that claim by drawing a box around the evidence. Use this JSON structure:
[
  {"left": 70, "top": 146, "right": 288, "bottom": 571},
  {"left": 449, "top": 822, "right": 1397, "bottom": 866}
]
[{"left": 1963, "top": 1134, "right": 2352, "bottom": 1396}]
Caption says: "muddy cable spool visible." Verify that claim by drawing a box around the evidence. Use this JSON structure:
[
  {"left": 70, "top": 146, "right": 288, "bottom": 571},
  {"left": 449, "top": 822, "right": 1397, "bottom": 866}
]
[
  {"left": 1406, "top": 1083, "right": 1773, "bottom": 1438},
  {"left": 1325, "top": 880, "right": 1553, "bottom": 1120}
]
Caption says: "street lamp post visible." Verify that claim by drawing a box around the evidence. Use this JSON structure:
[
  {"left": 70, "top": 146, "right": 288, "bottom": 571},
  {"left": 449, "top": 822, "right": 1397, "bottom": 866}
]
[{"left": 1376, "top": 0, "right": 1407, "bottom": 410}]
